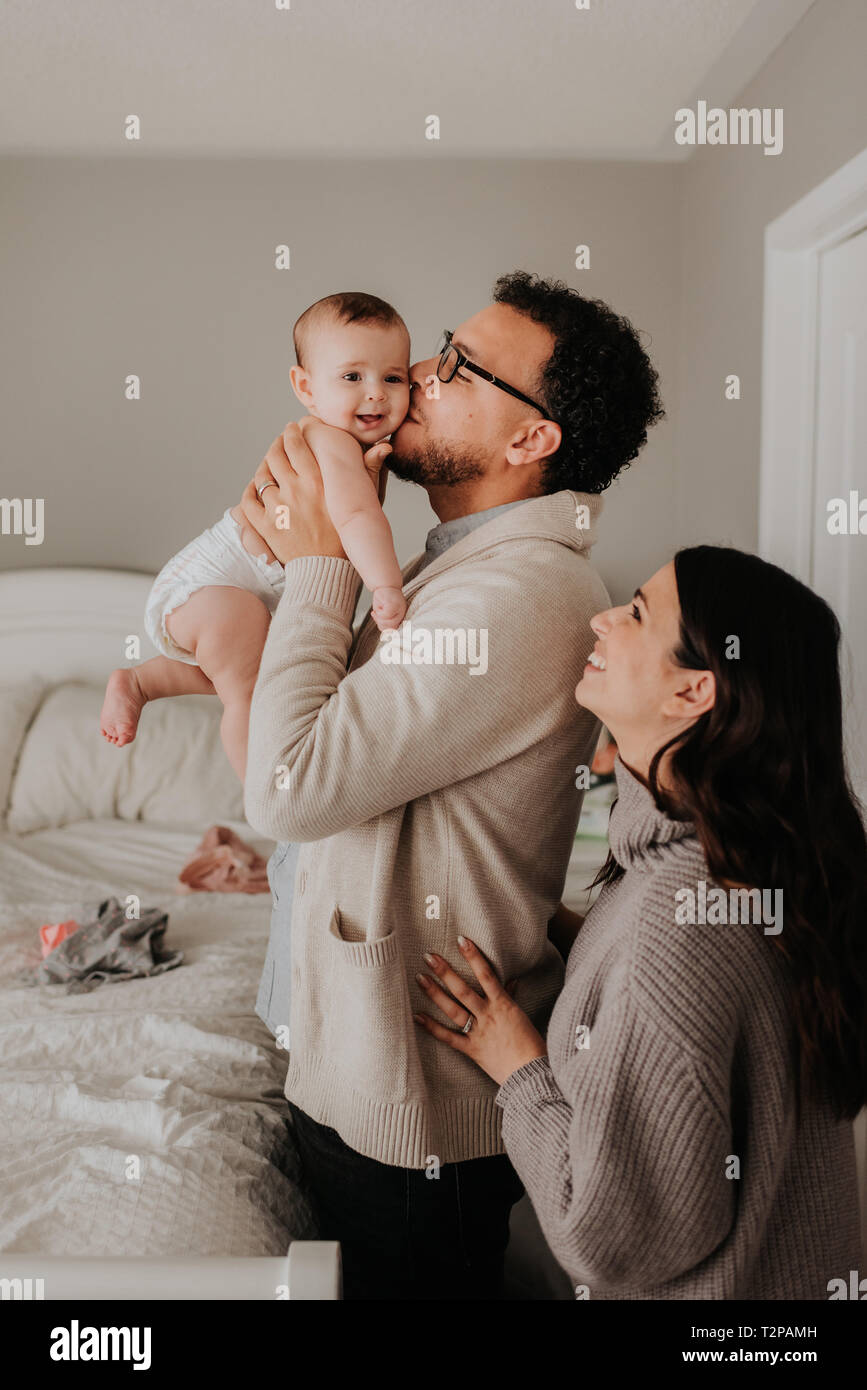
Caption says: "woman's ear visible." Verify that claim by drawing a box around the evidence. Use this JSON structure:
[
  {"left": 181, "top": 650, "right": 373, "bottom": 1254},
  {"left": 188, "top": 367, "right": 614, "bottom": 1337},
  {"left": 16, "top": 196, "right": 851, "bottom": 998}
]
[
  {"left": 290, "top": 365, "right": 315, "bottom": 410},
  {"left": 504, "top": 418, "right": 562, "bottom": 468},
  {"left": 661, "top": 669, "right": 716, "bottom": 721}
]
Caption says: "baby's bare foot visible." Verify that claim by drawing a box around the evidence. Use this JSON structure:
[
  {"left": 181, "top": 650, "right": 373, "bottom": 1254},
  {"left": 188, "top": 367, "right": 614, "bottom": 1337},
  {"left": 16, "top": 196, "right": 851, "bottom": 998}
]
[
  {"left": 100, "top": 667, "right": 147, "bottom": 746},
  {"left": 372, "top": 587, "right": 407, "bottom": 633}
]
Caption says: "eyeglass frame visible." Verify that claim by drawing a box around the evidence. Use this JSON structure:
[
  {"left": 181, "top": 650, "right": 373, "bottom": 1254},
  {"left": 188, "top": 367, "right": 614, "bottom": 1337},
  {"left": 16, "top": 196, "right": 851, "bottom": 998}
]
[{"left": 435, "top": 329, "right": 549, "bottom": 416}]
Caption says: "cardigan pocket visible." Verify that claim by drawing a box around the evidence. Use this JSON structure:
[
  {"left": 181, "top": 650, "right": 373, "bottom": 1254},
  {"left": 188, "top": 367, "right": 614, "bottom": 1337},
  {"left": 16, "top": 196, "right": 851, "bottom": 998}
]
[{"left": 324, "top": 906, "right": 421, "bottom": 1103}]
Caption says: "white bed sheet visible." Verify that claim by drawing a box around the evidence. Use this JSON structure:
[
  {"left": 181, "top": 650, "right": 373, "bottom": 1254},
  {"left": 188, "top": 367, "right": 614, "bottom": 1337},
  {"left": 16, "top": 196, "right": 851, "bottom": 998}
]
[{"left": 0, "top": 818, "right": 317, "bottom": 1257}]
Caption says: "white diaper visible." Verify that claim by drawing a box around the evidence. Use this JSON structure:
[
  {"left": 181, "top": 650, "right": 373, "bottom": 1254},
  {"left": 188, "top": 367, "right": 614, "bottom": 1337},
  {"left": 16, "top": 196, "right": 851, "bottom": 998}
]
[{"left": 144, "top": 508, "right": 285, "bottom": 663}]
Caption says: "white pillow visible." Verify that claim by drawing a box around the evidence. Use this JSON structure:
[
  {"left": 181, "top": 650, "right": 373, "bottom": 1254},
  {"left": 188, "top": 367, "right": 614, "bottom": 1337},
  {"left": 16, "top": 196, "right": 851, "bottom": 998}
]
[
  {"left": 7, "top": 683, "right": 244, "bottom": 833},
  {"left": 0, "top": 679, "right": 47, "bottom": 827}
]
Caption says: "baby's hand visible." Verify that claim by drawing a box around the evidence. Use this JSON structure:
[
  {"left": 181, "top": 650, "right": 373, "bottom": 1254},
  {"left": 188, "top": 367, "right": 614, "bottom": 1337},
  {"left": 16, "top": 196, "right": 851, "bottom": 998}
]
[
  {"left": 372, "top": 586, "right": 407, "bottom": 633},
  {"left": 363, "top": 440, "right": 393, "bottom": 501}
]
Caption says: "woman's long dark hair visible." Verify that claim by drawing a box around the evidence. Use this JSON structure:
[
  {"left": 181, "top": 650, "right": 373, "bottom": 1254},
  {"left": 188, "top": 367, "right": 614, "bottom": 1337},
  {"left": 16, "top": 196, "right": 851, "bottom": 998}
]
[{"left": 593, "top": 545, "right": 867, "bottom": 1122}]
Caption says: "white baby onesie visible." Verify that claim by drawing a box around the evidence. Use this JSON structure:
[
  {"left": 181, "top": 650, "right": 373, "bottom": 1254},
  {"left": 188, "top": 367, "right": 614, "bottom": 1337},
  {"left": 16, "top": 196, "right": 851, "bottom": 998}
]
[{"left": 144, "top": 508, "right": 285, "bottom": 663}]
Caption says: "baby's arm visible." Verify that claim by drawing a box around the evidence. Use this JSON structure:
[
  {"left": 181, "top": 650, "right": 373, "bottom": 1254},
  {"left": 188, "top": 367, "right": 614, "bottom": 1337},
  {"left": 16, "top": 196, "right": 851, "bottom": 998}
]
[{"left": 301, "top": 420, "right": 406, "bottom": 628}]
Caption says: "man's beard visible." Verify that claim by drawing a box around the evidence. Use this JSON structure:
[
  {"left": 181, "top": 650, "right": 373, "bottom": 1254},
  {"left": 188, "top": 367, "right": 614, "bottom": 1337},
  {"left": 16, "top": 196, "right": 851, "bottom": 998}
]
[{"left": 387, "top": 436, "right": 487, "bottom": 487}]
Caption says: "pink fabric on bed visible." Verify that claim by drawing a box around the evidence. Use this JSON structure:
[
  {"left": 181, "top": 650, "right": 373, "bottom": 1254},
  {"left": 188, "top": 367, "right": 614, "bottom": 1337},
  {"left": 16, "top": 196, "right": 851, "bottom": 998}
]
[
  {"left": 40, "top": 919, "right": 80, "bottom": 957},
  {"left": 177, "top": 825, "right": 270, "bottom": 895}
]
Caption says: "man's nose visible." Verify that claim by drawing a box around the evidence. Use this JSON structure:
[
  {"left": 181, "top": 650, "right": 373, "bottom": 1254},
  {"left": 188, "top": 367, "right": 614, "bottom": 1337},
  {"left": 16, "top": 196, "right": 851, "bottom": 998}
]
[{"left": 410, "top": 356, "right": 438, "bottom": 390}]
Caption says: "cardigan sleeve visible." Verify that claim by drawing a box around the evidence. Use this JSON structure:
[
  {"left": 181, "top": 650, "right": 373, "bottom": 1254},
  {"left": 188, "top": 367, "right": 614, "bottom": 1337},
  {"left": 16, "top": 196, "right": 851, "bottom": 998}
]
[
  {"left": 495, "top": 993, "right": 736, "bottom": 1293},
  {"left": 243, "top": 551, "right": 599, "bottom": 843}
]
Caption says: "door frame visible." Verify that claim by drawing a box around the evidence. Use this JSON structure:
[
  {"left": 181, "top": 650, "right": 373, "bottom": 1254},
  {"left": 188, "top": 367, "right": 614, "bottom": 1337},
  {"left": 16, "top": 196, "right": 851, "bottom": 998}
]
[
  {"left": 761, "top": 146, "right": 867, "bottom": 1260},
  {"left": 759, "top": 145, "right": 867, "bottom": 580}
]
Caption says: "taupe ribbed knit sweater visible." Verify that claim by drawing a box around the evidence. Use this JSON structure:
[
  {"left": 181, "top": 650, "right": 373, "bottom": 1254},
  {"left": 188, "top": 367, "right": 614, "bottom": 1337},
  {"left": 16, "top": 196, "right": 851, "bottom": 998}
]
[
  {"left": 244, "top": 490, "right": 610, "bottom": 1168},
  {"left": 496, "top": 757, "right": 862, "bottom": 1299}
]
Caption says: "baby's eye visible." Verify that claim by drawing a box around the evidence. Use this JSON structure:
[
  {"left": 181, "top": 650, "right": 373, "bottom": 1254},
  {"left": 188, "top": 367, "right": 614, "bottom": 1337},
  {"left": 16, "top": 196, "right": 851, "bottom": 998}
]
[
  {"left": 385, "top": 375, "right": 406, "bottom": 384},
  {"left": 630, "top": 603, "right": 641, "bottom": 622},
  {"left": 342, "top": 372, "right": 361, "bottom": 382}
]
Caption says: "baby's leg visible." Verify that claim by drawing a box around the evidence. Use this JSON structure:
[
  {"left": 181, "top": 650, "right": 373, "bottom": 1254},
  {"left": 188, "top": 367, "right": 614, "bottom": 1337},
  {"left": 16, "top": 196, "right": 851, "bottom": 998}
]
[
  {"left": 165, "top": 585, "right": 271, "bottom": 782},
  {"left": 101, "top": 657, "right": 215, "bottom": 747}
]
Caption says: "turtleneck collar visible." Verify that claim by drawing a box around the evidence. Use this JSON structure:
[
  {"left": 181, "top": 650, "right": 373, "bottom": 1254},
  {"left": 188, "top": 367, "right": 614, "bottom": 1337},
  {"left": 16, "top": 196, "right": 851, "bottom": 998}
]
[{"left": 607, "top": 755, "right": 699, "bottom": 873}]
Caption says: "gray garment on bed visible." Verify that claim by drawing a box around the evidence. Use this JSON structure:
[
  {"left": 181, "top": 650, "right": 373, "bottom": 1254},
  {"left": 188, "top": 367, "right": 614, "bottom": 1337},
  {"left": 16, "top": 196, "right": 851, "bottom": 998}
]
[
  {"left": 37, "top": 896, "right": 184, "bottom": 993},
  {"left": 254, "top": 498, "right": 530, "bottom": 1038}
]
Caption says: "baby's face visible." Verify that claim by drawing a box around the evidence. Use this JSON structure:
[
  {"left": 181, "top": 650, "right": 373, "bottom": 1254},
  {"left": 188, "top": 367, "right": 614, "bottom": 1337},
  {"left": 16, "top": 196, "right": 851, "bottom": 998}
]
[{"left": 302, "top": 321, "right": 411, "bottom": 443}]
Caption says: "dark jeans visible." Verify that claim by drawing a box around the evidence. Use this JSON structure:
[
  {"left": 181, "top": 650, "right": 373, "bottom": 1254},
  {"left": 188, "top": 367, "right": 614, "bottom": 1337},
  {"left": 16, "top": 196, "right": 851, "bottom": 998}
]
[{"left": 288, "top": 1101, "right": 525, "bottom": 1301}]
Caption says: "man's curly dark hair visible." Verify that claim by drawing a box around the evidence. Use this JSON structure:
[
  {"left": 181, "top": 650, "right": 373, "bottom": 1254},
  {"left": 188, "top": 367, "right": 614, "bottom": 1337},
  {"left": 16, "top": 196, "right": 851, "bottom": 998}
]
[{"left": 493, "top": 271, "right": 665, "bottom": 494}]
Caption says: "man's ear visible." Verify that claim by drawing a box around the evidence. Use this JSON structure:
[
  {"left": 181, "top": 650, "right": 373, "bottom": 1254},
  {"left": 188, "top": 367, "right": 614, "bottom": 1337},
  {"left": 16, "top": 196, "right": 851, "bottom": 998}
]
[
  {"left": 290, "top": 365, "right": 315, "bottom": 410},
  {"left": 504, "top": 418, "right": 562, "bottom": 469},
  {"left": 661, "top": 669, "right": 716, "bottom": 721}
]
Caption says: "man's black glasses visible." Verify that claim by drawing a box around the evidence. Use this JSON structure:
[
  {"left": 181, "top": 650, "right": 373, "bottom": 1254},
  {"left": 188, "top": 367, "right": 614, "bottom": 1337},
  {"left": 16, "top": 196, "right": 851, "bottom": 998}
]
[{"left": 435, "top": 330, "right": 548, "bottom": 415}]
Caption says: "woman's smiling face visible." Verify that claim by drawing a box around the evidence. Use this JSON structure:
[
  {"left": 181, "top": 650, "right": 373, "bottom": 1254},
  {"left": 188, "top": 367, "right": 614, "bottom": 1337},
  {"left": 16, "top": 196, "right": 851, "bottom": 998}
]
[{"left": 576, "top": 560, "right": 715, "bottom": 775}]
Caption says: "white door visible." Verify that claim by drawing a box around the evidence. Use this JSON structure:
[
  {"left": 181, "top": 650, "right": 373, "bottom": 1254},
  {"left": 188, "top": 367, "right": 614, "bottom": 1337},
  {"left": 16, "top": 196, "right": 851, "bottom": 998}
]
[
  {"left": 812, "top": 227, "right": 867, "bottom": 1260},
  {"left": 812, "top": 228, "right": 867, "bottom": 806}
]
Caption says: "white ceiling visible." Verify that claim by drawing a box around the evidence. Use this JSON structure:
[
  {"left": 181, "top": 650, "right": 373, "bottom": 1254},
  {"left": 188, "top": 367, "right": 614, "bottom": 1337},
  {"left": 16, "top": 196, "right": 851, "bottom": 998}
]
[{"left": 0, "top": 0, "right": 815, "bottom": 159}]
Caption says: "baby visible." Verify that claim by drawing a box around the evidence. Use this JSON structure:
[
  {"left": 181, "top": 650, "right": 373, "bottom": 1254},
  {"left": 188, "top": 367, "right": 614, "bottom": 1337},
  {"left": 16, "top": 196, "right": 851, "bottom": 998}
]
[{"left": 100, "top": 291, "right": 410, "bottom": 780}]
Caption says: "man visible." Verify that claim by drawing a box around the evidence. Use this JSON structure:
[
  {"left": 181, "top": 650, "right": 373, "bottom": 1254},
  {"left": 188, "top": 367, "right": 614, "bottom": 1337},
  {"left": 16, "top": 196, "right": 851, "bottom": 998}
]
[{"left": 241, "top": 270, "right": 664, "bottom": 1300}]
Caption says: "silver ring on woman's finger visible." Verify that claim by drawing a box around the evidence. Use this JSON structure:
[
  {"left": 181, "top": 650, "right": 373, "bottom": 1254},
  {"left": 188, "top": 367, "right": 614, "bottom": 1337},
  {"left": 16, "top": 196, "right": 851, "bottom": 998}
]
[
  {"left": 461, "top": 1015, "right": 475, "bottom": 1035},
  {"left": 257, "top": 479, "right": 277, "bottom": 500}
]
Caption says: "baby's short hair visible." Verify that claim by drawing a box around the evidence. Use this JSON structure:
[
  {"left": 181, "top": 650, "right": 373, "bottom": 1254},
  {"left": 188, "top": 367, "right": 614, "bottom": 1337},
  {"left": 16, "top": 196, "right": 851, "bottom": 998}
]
[{"left": 293, "top": 291, "right": 406, "bottom": 368}]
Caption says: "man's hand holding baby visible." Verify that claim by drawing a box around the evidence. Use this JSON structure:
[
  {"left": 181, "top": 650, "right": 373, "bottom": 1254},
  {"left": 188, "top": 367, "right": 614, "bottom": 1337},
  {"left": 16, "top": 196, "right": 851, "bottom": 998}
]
[{"left": 240, "top": 421, "right": 349, "bottom": 567}]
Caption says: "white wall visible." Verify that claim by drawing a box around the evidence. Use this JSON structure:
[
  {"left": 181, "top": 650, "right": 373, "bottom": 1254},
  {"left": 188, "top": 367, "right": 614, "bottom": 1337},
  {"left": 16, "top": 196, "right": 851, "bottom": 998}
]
[
  {"left": 0, "top": 156, "right": 680, "bottom": 604},
  {"left": 3, "top": 0, "right": 865, "bottom": 608},
  {"left": 673, "top": 0, "right": 867, "bottom": 551}
]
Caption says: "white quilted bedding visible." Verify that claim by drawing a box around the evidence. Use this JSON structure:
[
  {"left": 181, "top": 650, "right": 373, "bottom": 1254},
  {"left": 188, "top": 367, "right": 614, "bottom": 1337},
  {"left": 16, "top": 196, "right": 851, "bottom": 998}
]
[{"left": 0, "top": 818, "right": 316, "bottom": 1257}]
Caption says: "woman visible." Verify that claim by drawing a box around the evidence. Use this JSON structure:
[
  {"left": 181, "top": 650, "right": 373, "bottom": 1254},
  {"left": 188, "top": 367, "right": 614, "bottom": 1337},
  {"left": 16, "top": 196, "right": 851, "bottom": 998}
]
[{"left": 414, "top": 546, "right": 867, "bottom": 1299}]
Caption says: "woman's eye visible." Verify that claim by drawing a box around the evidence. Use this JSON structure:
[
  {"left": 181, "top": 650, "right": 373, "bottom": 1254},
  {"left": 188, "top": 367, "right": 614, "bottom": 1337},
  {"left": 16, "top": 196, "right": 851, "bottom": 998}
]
[
  {"left": 456, "top": 371, "right": 471, "bottom": 383},
  {"left": 631, "top": 603, "right": 641, "bottom": 621}
]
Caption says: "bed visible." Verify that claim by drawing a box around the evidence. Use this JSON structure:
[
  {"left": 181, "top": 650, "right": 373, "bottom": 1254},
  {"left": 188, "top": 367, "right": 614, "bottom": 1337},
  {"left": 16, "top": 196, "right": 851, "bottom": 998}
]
[
  {"left": 0, "top": 568, "right": 350, "bottom": 1298},
  {"left": 0, "top": 567, "right": 580, "bottom": 1301}
]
